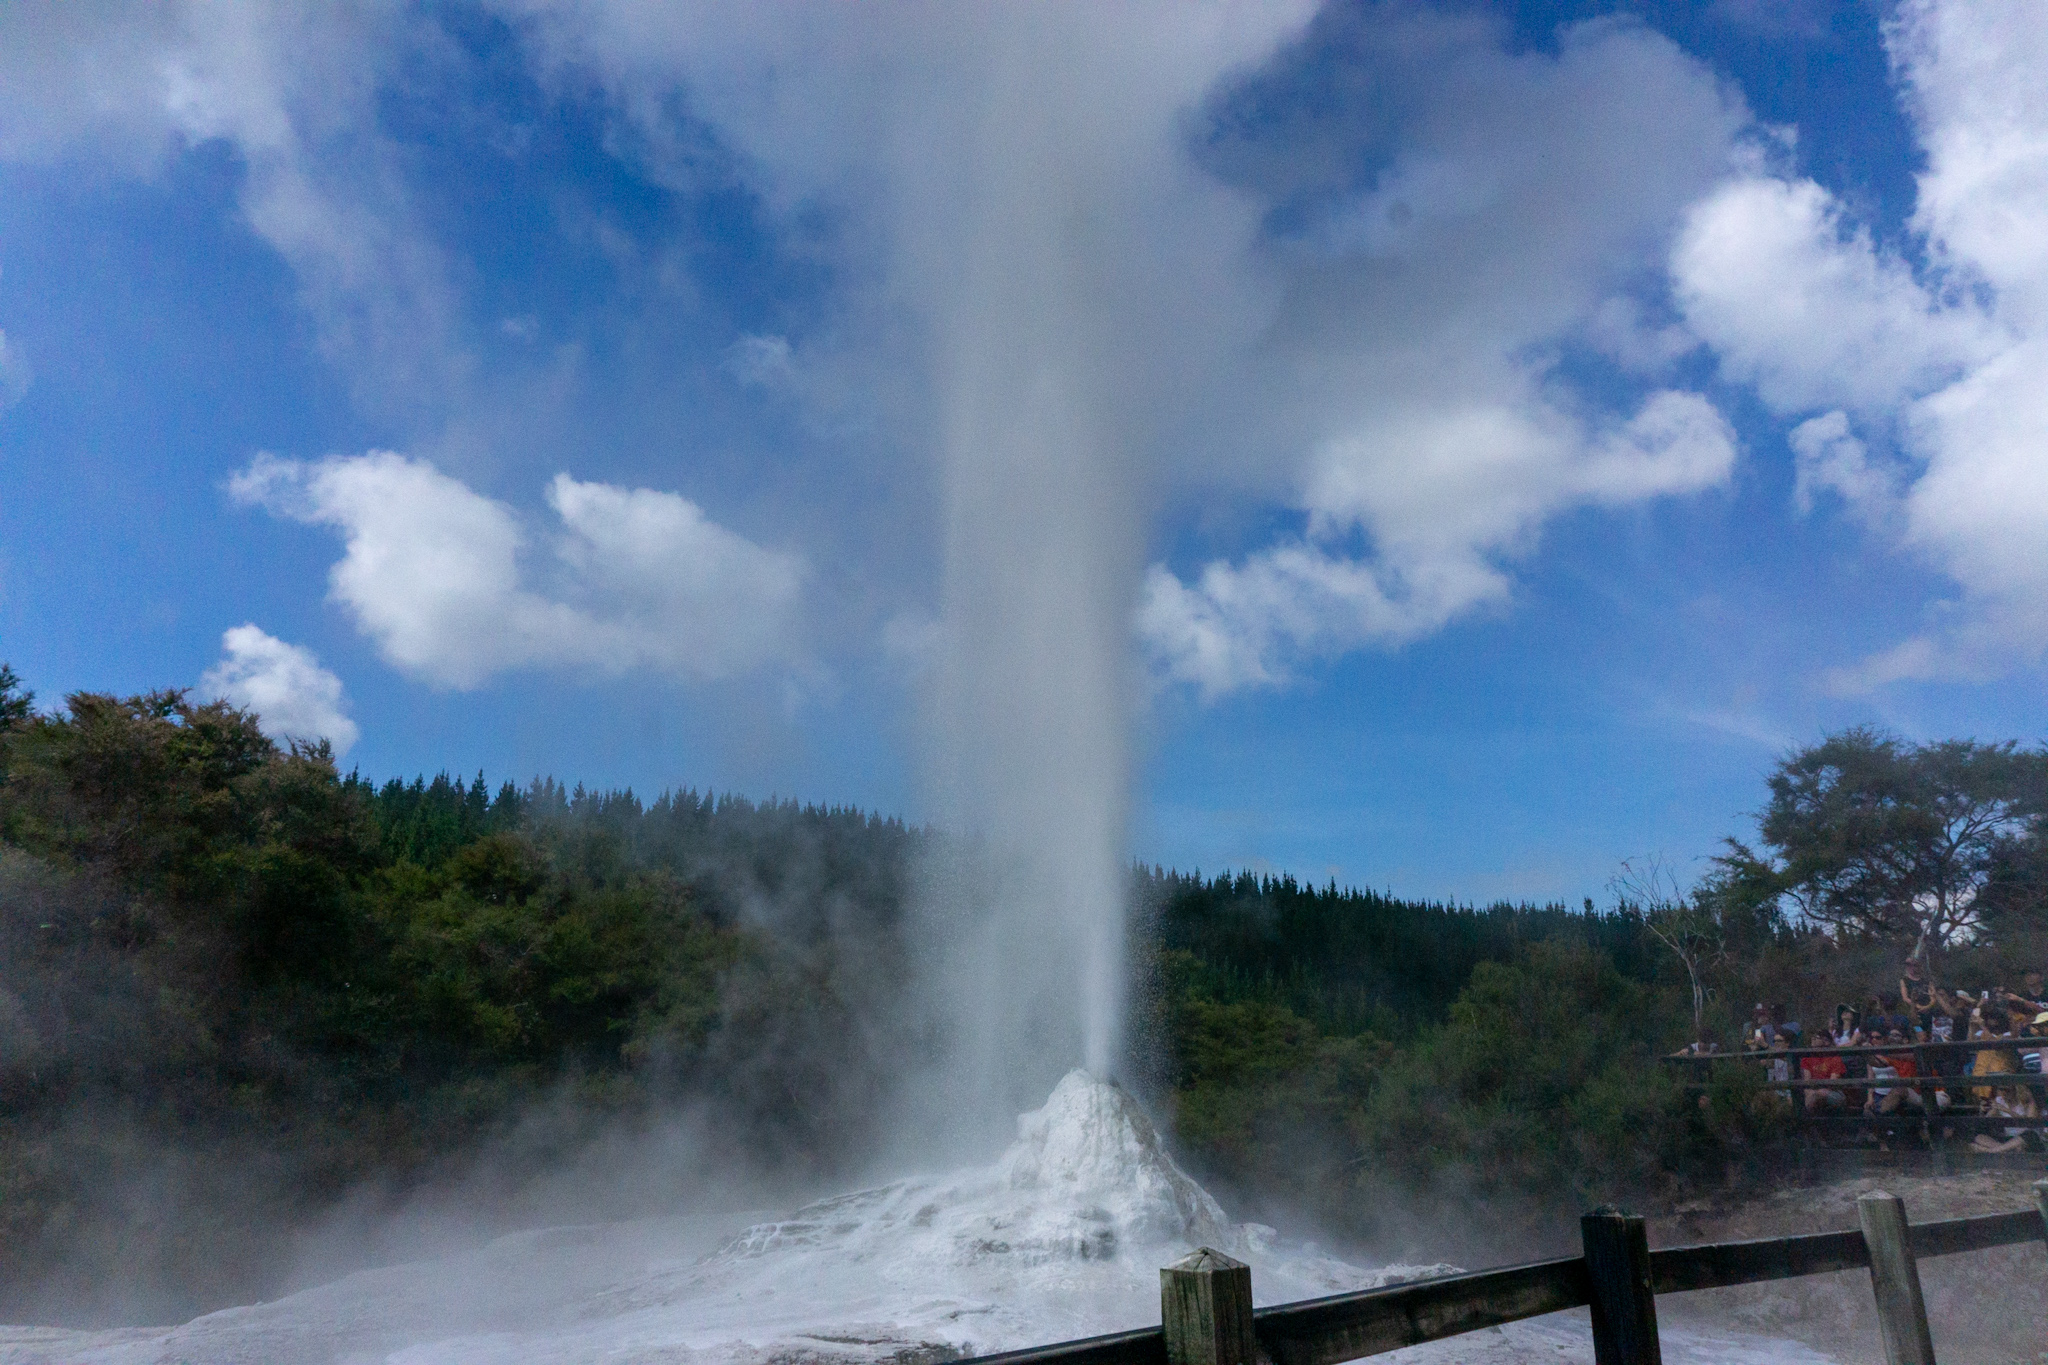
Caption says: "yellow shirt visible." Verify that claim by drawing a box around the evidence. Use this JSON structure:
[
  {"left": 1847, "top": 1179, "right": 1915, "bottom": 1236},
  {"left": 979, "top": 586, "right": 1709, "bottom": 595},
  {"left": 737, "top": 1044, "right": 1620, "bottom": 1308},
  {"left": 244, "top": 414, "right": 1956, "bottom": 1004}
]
[{"left": 1973, "top": 1045, "right": 2018, "bottom": 1100}]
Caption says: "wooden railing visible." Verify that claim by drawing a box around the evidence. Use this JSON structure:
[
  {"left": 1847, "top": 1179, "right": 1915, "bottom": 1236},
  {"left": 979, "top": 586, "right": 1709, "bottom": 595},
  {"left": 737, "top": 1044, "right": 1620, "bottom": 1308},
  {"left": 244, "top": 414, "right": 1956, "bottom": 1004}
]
[
  {"left": 1662, "top": 1040, "right": 2048, "bottom": 1142},
  {"left": 956, "top": 1183, "right": 2048, "bottom": 1365}
]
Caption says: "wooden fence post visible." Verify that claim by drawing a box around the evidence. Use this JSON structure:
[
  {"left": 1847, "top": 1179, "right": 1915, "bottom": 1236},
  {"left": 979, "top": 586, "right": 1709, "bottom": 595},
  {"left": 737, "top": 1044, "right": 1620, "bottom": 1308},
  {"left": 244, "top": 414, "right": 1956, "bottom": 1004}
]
[
  {"left": 1162, "top": 1247, "right": 1257, "bottom": 1365},
  {"left": 1581, "top": 1208, "right": 1662, "bottom": 1365},
  {"left": 1857, "top": 1191, "right": 1935, "bottom": 1365}
]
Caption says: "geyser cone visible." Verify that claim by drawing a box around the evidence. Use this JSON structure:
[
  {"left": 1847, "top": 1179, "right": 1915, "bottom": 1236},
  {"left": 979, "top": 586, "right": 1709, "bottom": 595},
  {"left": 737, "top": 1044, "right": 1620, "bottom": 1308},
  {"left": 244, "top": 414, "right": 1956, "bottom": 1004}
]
[{"left": 545, "top": 1070, "right": 1427, "bottom": 1354}]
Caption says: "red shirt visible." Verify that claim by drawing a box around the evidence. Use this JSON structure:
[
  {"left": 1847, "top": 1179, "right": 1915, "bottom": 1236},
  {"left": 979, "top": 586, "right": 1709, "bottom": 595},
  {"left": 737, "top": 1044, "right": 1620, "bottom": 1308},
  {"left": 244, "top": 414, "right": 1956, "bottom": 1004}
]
[
  {"left": 1877, "top": 1053, "right": 1919, "bottom": 1079},
  {"left": 1802, "top": 1054, "right": 1847, "bottom": 1081}
]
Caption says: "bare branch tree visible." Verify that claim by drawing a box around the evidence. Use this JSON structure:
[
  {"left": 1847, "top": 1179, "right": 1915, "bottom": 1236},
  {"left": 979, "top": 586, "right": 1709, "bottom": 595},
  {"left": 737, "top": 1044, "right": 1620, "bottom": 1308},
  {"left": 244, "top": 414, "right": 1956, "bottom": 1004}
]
[{"left": 1610, "top": 853, "right": 1720, "bottom": 1046}]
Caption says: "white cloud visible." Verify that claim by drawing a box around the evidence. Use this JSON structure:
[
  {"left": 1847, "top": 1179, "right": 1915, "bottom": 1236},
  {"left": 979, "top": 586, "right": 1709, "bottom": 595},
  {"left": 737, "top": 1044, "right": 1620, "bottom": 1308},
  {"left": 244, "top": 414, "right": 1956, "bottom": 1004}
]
[
  {"left": 1789, "top": 411, "right": 1893, "bottom": 522},
  {"left": 4, "top": 4, "right": 1770, "bottom": 710},
  {"left": 1672, "top": 174, "right": 2003, "bottom": 415},
  {"left": 1127, "top": 14, "right": 1749, "bottom": 695},
  {"left": 1144, "top": 390, "right": 1737, "bottom": 695},
  {"left": 1671, "top": 2, "right": 2048, "bottom": 685},
  {"left": 0, "top": 330, "right": 28, "bottom": 411},
  {"left": 726, "top": 334, "right": 793, "bottom": 388},
  {"left": 0, "top": 4, "right": 465, "bottom": 422},
  {"left": 546, "top": 472, "right": 806, "bottom": 670},
  {"left": 492, "top": 4, "right": 1759, "bottom": 709},
  {"left": 230, "top": 451, "right": 805, "bottom": 689},
  {"left": 1893, "top": 335, "right": 2048, "bottom": 662},
  {"left": 1583, "top": 295, "right": 1701, "bottom": 375},
  {"left": 879, "top": 609, "right": 941, "bottom": 680},
  {"left": 200, "top": 624, "right": 360, "bottom": 754},
  {"left": 1895, "top": 0, "right": 2048, "bottom": 332}
]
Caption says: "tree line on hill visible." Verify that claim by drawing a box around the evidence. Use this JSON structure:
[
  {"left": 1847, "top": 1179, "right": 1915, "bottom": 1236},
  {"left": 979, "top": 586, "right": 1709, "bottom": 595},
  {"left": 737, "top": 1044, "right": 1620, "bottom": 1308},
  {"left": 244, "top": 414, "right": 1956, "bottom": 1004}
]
[
  {"left": 0, "top": 665, "right": 2043, "bottom": 1320},
  {"left": 1133, "top": 725, "right": 2048, "bottom": 1250},
  {"left": 0, "top": 672, "right": 926, "bottom": 1323}
]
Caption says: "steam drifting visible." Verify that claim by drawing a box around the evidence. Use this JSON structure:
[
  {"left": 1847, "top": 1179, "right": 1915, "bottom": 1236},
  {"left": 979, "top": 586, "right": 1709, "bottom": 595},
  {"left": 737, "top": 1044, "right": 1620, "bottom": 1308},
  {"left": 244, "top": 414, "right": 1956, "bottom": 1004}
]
[
  {"left": 905, "top": 7, "right": 1312, "bottom": 1111},
  {"left": 0, "top": 0, "right": 1781, "bottom": 1112},
  {"left": 504, "top": 1, "right": 1322, "bottom": 1115},
  {"left": 6, "top": 5, "right": 2046, "bottom": 1363}
]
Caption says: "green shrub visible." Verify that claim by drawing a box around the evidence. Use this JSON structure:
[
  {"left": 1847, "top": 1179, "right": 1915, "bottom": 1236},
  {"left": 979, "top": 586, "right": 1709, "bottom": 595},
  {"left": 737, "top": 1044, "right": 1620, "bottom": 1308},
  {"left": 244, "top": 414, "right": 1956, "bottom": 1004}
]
[{"left": 1350, "top": 941, "right": 1701, "bottom": 1205}]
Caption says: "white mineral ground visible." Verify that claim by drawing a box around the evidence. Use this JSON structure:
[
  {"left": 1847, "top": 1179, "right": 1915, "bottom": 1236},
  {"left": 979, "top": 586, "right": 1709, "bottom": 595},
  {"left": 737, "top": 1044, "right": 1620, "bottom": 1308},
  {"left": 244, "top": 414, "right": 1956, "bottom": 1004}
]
[{"left": 6, "top": 1072, "right": 2036, "bottom": 1365}]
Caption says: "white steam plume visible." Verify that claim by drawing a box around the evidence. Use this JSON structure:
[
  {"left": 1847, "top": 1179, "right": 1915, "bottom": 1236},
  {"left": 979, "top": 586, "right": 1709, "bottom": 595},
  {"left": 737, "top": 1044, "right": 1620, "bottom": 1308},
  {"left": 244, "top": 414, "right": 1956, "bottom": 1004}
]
[
  {"left": 0, "top": 0, "right": 1768, "bottom": 1144},
  {"left": 909, "top": 9, "right": 1310, "bottom": 1110},
  {"left": 501, "top": 1, "right": 1317, "bottom": 1130}
]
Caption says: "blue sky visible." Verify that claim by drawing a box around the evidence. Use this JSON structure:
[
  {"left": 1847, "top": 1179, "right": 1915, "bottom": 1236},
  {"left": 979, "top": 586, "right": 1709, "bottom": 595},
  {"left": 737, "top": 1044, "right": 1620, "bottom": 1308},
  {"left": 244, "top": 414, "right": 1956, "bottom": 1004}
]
[{"left": 2, "top": 1, "right": 2044, "bottom": 906}]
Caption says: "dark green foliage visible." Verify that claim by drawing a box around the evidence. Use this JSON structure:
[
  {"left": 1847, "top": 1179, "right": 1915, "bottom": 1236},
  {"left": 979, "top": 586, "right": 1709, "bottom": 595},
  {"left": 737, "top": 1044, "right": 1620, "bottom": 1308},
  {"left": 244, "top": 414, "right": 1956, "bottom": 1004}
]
[
  {"left": 354, "top": 769, "right": 524, "bottom": 866},
  {"left": 0, "top": 663, "right": 31, "bottom": 733},
  {"left": 1137, "top": 873, "right": 1704, "bottom": 1235},
  {"left": 1, "top": 689, "right": 340, "bottom": 905},
  {"left": 9, "top": 671, "right": 2044, "bottom": 1320},
  {"left": 1142, "top": 867, "right": 1660, "bottom": 1039},
  {"left": 1725, "top": 726, "right": 2048, "bottom": 948},
  {"left": 0, "top": 682, "right": 921, "bottom": 1324},
  {"left": 1157, "top": 948, "right": 1391, "bottom": 1206},
  {"left": 1351, "top": 942, "right": 1698, "bottom": 1204},
  {"left": 1143, "top": 726, "right": 2048, "bottom": 1244},
  {"left": 1977, "top": 828, "right": 2048, "bottom": 942},
  {"left": 1689, "top": 854, "right": 1796, "bottom": 960}
]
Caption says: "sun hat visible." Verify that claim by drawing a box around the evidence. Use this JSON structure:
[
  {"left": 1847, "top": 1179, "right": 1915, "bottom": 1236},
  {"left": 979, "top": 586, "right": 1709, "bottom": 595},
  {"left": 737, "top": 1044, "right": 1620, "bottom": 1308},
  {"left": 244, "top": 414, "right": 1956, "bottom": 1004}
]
[{"left": 2033, "top": 1011, "right": 2048, "bottom": 1026}]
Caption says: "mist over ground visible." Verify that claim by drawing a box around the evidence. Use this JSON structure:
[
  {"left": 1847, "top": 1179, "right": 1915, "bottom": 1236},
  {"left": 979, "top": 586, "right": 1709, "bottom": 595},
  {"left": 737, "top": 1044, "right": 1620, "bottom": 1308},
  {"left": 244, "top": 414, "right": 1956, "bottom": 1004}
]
[
  {"left": 3, "top": 1, "right": 2048, "bottom": 1361},
  {"left": 0, "top": 689, "right": 1623, "bottom": 1325},
  {"left": 7, "top": 686, "right": 2043, "bottom": 1352}
]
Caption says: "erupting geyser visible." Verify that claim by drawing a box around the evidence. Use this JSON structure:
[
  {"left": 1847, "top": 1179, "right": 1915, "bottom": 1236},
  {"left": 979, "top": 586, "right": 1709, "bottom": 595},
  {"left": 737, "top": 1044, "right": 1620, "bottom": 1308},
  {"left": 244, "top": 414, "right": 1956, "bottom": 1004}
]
[
  {"left": 918, "top": 13, "right": 1149, "bottom": 1114},
  {"left": 0, "top": 1073, "right": 1447, "bottom": 1365},
  {"left": 908, "top": 3, "right": 1281, "bottom": 1131},
  {"left": 0, "top": 1077, "right": 1855, "bottom": 1365}
]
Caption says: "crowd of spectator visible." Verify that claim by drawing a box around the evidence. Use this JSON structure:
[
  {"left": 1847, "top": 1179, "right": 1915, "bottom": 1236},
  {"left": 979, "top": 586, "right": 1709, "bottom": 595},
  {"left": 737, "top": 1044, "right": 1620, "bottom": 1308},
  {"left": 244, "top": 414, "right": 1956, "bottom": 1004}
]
[{"left": 1706, "top": 965, "right": 2048, "bottom": 1152}]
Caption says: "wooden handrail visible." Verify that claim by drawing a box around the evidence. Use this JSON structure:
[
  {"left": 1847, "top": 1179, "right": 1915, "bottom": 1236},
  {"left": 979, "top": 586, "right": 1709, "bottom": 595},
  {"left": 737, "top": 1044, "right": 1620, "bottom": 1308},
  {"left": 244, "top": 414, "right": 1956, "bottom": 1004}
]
[
  {"left": 949, "top": 1196, "right": 2048, "bottom": 1365},
  {"left": 1910, "top": 1208, "right": 2043, "bottom": 1258},
  {"left": 959, "top": 1326, "right": 1166, "bottom": 1365},
  {"left": 1665, "top": 1041, "right": 2031, "bottom": 1061},
  {"left": 1648, "top": 1227, "right": 1869, "bottom": 1291},
  {"left": 1794, "top": 1117, "right": 2048, "bottom": 1135},
  {"left": 1678, "top": 1073, "right": 2041, "bottom": 1089},
  {"left": 1254, "top": 1256, "right": 1588, "bottom": 1365}
]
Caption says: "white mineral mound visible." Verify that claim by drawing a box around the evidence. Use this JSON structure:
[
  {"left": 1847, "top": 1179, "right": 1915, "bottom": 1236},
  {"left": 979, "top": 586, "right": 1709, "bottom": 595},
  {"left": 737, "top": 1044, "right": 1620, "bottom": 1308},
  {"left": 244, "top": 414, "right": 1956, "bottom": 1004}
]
[
  {"left": 563, "top": 1068, "right": 1436, "bottom": 1353},
  {"left": 0, "top": 1071, "right": 1842, "bottom": 1365}
]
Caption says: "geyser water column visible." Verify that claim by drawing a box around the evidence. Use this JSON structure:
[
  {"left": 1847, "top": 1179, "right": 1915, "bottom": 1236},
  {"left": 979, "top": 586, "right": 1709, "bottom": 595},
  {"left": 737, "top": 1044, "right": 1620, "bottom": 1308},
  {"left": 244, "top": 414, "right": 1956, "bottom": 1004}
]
[
  {"left": 850, "top": 3, "right": 1310, "bottom": 1140},
  {"left": 922, "top": 14, "right": 1143, "bottom": 1107},
  {"left": 454, "top": 0, "right": 1306, "bottom": 1155}
]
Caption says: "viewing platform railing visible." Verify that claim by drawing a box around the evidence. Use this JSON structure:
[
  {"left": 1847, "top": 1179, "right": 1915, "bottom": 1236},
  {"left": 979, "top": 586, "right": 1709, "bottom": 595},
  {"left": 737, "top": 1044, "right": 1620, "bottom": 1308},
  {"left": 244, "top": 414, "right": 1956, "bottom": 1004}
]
[
  {"left": 958, "top": 1184, "right": 2048, "bottom": 1365},
  {"left": 1660, "top": 1040, "right": 2048, "bottom": 1143}
]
